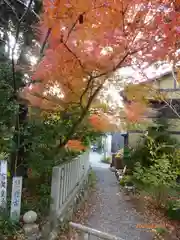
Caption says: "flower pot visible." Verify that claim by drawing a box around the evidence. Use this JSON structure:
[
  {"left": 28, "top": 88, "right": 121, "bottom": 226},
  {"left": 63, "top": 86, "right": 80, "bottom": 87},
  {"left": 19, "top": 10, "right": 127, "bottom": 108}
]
[{"left": 114, "top": 156, "right": 124, "bottom": 169}]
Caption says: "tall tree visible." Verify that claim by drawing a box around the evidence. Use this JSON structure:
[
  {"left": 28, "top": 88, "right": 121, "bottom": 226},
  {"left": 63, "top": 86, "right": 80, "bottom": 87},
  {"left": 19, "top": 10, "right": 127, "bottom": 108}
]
[
  {"left": 18, "top": 0, "right": 179, "bottom": 147},
  {"left": 0, "top": 0, "right": 42, "bottom": 176},
  {"left": 0, "top": 0, "right": 41, "bottom": 63}
]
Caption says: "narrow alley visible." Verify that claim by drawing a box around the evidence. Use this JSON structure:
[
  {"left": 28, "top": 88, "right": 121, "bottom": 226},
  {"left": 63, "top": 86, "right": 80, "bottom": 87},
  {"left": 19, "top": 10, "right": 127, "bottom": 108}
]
[{"left": 86, "top": 152, "right": 154, "bottom": 240}]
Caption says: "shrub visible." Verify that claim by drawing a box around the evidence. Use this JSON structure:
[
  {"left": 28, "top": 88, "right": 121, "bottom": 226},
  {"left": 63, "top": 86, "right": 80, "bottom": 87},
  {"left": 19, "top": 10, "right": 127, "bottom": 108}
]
[
  {"left": 119, "top": 179, "right": 125, "bottom": 186},
  {"left": 131, "top": 118, "right": 180, "bottom": 207},
  {"left": 133, "top": 150, "right": 179, "bottom": 207},
  {"left": 0, "top": 212, "right": 21, "bottom": 237},
  {"left": 154, "top": 227, "right": 169, "bottom": 240},
  {"left": 125, "top": 118, "right": 179, "bottom": 172},
  {"left": 166, "top": 199, "right": 180, "bottom": 221},
  {"left": 120, "top": 175, "right": 133, "bottom": 187}
]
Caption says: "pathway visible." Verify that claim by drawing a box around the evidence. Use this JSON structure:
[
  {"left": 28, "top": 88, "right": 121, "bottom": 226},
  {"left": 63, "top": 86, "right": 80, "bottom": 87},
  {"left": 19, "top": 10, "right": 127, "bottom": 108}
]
[{"left": 88, "top": 152, "right": 154, "bottom": 240}]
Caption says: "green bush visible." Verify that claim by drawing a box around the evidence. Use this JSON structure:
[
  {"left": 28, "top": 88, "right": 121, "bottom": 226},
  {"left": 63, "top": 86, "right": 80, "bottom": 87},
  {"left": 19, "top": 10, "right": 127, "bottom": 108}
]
[
  {"left": 0, "top": 212, "right": 21, "bottom": 237},
  {"left": 120, "top": 175, "right": 133, "bottom": 187},
  {"left": 166, "top": 199, "right": 180, "bottom": 220},
  {"left": 133, "top": 149, "right": 180, "bottom": 206},
  {"left": 154, "top": 227, "right": 169, "bottom": 239},
  {"left": 130, "top": 118, "right": 180, "bottom": 207},
  {"left": 125, "top": 118, "right": 179, "bottom": 171},
  {"left": 119, "top": 179, "right": 125, "bottom": 186}
]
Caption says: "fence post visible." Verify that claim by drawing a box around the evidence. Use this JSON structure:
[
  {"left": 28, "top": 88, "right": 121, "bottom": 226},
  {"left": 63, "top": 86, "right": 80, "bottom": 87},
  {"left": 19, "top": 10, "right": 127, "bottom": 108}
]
[{"left": 50, "top": 166, "right": 61, "bottom": 213}]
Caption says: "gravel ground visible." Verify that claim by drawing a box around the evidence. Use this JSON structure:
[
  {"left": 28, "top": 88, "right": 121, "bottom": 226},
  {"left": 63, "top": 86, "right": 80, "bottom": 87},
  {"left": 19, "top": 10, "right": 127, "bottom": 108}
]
[{"left": 86, "top": 166, "right": 154, "bottom": 240}]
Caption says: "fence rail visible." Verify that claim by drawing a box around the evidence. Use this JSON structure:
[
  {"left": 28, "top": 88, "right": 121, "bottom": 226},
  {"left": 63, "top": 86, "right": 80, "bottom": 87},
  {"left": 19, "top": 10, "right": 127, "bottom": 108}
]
[
  {"left": 51, "top": 151, "right": 90, "bottom": 213},
  {"left": 69, "top": 222, "right": 124, "bottom": 240}
]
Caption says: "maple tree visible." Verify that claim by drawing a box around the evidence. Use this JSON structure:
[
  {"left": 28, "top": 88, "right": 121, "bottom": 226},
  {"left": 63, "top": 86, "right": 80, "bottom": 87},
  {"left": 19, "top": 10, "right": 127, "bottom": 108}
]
[
  {"left": 21, "top": 0, "right": 180, "bottom": 147},
  {"left": 66, "top": 140, "right": 86, "bottom": 151},
  {"left": 89, "top": 113, "right": 117, "bottom": 132}
]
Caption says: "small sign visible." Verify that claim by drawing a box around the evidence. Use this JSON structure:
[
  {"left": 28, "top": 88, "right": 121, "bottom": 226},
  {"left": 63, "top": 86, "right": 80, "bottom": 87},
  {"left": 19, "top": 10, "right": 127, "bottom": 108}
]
[
  {"left": 10, "top": 177, "right": 23, "bottom": 222},
  {"left": 0, "top": 160, "right": 7, "bottom": 210}
]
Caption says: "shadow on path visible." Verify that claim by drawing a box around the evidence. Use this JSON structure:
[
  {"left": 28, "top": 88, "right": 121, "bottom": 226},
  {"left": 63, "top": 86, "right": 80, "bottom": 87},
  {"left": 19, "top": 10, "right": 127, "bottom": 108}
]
[{"left": 88, "top": 152, "right": 154, "bottom": 240}]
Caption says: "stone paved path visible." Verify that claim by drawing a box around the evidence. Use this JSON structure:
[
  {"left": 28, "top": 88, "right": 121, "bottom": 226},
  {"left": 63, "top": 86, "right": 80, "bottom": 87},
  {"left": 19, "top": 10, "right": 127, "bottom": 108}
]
[{"left": 87, "top": 152, "right": 154, "bottom": 240}]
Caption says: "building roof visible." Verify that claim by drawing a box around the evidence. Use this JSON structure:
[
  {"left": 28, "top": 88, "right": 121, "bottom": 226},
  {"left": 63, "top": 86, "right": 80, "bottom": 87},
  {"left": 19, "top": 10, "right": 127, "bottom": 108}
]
[{"left": 120, "top": 69, "right": 180, "bottom": 119}]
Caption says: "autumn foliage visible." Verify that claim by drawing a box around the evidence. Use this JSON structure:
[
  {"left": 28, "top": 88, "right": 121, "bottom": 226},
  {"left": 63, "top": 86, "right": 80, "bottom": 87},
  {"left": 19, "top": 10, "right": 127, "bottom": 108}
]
[
  {"left": 23, "top": 0, "right": 180, "bottom": 104},
  {"left": 89, "top": 114, "right": 116, "bottom": 132},
  {"left": 21, "top": 0, "right": 180, "bottom": 146},
  {"left": 125, "top": 102, "right": 147, "bottom": 122},
  {"left": 66, "top": 140, "right": 86, "bottom": 151}
]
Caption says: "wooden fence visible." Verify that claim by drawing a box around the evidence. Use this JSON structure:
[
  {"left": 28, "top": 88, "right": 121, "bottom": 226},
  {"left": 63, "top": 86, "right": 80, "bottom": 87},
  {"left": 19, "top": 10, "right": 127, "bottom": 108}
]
[{"left": 50, "top": 151, "right": 90, "bottom": 215}]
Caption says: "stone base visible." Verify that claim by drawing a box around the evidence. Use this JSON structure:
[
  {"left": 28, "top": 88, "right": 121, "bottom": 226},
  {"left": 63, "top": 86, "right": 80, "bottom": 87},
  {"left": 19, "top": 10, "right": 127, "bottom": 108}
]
[{"left": 23, "top": 223, "right": 41, "bottom": 240}]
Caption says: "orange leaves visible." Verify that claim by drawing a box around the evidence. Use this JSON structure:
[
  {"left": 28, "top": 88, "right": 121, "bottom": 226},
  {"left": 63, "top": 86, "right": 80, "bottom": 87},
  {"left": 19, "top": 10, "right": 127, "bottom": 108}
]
[
  {"left": 125, "top": 102, "right": 147, "bottom": 123},
  {"left": 89, "top": 113, "right": 115, "bottom": 132},
  {"left": 42, "top": 0, "right": 62, "bottom": 28},
  {"left": 66, "top": 140, "right": 86, "bottom": 151},
  {"left": 20, "top": 83, "right": 61, "bottom": 110},
  {"left": 39, "top": 0, "right": 179, "bottom": 79},
  {"left": 41, "top": 0, "right": 93, "bottom": 33},
  {"left": 89, "top": 114, "right": 103, "bottom": 131},
  {"left": 38, "top": 0, "right": 131, "bottom": 75},
  {"left": 174, "top": 0, "right": 180, "bottom": 11},
  {"left": 22, "top": 0, "right": 180, "bottom": 118},
  {"left": 28, "top": 43, "right": 88, "bottom": 106},
  {"left": 31, "top": 50, "right": 54, "bottom": 80}
]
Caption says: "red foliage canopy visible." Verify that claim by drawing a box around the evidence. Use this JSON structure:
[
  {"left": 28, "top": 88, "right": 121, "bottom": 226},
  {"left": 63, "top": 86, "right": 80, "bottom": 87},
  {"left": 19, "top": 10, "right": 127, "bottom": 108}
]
[
  {"left": 23, "top": 0, "right": 180, "bottom": 108},
  {"left": 66, "top": 140, "right": 86, "bottom": 151},
  {"left": 125, "top": 102, "right": 147, "bottom": 122},
  {"left": 21, "top": 0, "right": 180, "bottom": 142}
]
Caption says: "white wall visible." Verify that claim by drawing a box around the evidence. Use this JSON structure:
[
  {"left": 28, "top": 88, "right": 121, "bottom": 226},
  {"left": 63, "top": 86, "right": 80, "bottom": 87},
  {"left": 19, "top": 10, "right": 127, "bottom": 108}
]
[{"left": 103, "top": 134, "right": 112, "bottom": 158}]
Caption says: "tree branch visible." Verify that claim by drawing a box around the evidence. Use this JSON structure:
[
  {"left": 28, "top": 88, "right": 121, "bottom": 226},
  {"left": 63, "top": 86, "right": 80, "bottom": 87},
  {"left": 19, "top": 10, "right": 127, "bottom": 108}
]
[
  {"left": 40, "top": 28, "right": 52, "bottom": 57},
  {"left": 3, "top": 0, "right": 19, "bottom": 19},
  {"left": 163, "top": 99, "right": 180, "bottom": 119},
  {"left": 58, "top": 81, "right": 104, "bottom": 148},
  {"left": 16, "top": 0, "right": 40, "bottom": 20},
  {"left": 57, "top": 45, "right": 133, "bottom": 149},
  {"left": 65, "top": 12, "right": 85, "bottom": 43},
  {"left": 79, "top": 76, "right": 94, "bottom": 107},
  {"left": 62, "top": 42, "right": 88, "bottom": 73}
]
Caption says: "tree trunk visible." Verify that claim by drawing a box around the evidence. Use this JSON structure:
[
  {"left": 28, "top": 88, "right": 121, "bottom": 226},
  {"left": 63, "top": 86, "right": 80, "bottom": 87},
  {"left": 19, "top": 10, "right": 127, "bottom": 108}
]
[{"left": 10, "top": 103, "right": 28, "bottom": 177}]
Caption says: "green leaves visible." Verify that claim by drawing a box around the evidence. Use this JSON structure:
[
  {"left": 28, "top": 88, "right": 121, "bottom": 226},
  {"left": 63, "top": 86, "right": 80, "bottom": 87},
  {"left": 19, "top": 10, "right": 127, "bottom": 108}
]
[
  {"left": 130, "top": 117, "right": 180, "bottom": 206},
  {"left": 0, "top": 64, "right": 23, "bottom": 154},
  {"left": 22, "top": 105, "right": 102, "bottom": 175}
]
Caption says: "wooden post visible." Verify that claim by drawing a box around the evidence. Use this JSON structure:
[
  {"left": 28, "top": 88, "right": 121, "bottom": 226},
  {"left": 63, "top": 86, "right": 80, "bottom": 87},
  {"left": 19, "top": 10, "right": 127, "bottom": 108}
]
[
  {"left": 10, "top": 176, "right": 23, "bottom": 222},
  {"left": 0, "top": 160, "right": 7, "bottom": 211}
]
